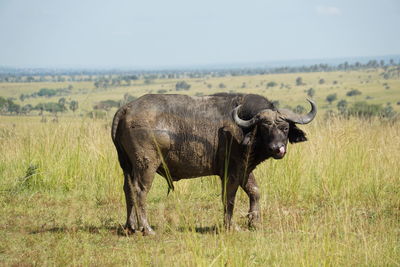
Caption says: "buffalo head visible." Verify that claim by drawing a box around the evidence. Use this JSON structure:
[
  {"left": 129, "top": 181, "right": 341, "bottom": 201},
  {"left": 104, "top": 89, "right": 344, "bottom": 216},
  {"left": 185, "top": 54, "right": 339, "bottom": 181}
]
[{"left": 232, "top": 99, "right": 317, "bottom": 159}]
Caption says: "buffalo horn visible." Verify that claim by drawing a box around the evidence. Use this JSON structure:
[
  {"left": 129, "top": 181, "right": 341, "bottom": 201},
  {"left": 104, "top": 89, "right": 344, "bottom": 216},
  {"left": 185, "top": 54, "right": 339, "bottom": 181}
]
[
  {"left": 278, "top": 98, "right": 317, "bottom": 124},
  {"left": 232, "top": 105, "right": 259, "bottom": 128}
]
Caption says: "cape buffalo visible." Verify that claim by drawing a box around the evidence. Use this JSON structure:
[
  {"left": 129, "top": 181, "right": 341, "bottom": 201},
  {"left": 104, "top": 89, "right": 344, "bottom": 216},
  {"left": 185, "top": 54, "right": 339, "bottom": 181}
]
[{"left": 111, "top": 93, "right": 316, "bottom": 235}]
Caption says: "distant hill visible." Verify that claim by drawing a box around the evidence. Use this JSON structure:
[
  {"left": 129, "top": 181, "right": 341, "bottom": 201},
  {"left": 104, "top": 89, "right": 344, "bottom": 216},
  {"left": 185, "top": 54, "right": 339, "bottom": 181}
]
[{"left": 0, "top": 54, "right": 399, "bottom": 75}]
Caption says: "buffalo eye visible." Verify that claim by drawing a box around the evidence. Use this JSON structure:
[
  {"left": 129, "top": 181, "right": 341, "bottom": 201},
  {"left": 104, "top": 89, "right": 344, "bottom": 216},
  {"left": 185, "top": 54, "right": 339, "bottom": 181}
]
[{"left": 262, "top": 121, "right": 273, "bottom": 126}]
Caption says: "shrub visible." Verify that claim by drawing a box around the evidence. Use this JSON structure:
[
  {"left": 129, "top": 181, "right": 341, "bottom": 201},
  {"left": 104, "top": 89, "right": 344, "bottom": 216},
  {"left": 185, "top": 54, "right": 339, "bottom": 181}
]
[
  {"left": 293, "top": 105, "right": 306, "bottom": 114},
  {"left": 93, "top": 100, "right": 120, "bottom": 111},
  {"left": 337, "top": 99, "right": 348, "bottom": 114},
  {"left": 37, "top": 88, "right": 57, "bottom": 97},
  {"left": 326, "top": 93, "right": 337, "bottom": 104},
  {"left": 176, "top": 81, "right": 191, "bottom": 91},
  {"left": 347, "top": 102, "right": 382, "bottom": 118},
  {"left": 157, "top": 89, "right": 167, "bottom": 94},
  {"left": 295, "top": 77, "right": 303, "bottom": 86},
  {"left": 346, "top": 89, "right": 362, "bottom": 97},
  {"left": 35, "top": 102, "right": 64, "bottom": 113},
  {"left": 307, "top": 88, "right": 315, "bottom": 98},
  {"left": 87, "top": 110, "right": 107, "bottom": 119}
]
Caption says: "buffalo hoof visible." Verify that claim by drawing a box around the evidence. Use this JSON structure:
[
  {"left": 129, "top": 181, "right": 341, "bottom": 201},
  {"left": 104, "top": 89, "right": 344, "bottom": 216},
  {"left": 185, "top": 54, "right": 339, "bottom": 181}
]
[
  {"left": 119, "top": 225, "right": 136, "bottom": 236},
  {"left": 247, "top": 211, "right": 260, "bottom": 230},
  {"left": 142, "top": 226, "right": 156, "bottom": 236},
  {"left": 224, "top": 222, "right": 242, "bottom": 232}
]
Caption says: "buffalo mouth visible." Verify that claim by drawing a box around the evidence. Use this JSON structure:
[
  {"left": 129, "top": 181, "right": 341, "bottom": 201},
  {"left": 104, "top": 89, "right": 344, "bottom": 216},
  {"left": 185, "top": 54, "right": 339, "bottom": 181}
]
[{"left": 270, "top": 146, "right": 286, "bottom": 159}]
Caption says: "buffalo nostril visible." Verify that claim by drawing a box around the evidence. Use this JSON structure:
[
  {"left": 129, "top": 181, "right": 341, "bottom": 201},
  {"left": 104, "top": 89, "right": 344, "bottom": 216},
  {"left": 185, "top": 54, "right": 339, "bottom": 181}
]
[{"left": 271, "top": 145, "right": 285, "bottom": 155}]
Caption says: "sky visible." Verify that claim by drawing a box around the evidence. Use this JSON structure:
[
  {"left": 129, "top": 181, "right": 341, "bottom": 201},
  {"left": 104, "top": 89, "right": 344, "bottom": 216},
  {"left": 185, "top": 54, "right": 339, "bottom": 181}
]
[{"left": 0, "top": 0, "right": 399, "bottom": 68}]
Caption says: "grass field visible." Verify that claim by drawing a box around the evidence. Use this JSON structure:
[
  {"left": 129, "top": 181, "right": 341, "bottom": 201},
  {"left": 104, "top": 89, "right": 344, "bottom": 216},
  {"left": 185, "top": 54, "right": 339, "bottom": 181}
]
[
  {"left": 0, "top": 69, "right": 399, "bottom": 266},
  {"left": 2, "top": 68, "right": 400, "bottom": 114}
]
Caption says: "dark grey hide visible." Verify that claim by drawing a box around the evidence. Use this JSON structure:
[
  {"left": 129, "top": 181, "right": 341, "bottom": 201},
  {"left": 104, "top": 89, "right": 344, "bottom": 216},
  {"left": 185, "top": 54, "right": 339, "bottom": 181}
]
[{"left": 111, "top": 93, "right": 316, "bottom": 235}]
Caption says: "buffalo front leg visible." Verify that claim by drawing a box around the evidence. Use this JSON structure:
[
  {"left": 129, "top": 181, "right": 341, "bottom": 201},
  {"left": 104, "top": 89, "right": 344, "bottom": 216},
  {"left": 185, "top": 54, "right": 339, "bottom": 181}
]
[
  {"left": 240, "top": 172, "right": 261, "bottom": 229},
  {"left": 221, "top": 177, "right": 240, "bottom": 230}
]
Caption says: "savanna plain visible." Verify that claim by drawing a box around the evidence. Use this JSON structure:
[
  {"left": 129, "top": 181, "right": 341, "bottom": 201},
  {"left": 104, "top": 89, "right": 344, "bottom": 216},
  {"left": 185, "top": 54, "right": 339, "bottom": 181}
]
[{"left": 0, "top": 68, "right": 399, "bottom": 266}]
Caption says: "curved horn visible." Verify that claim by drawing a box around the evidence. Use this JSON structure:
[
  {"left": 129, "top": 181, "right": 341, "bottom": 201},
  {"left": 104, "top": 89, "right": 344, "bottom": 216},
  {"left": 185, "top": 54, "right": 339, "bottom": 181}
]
[
  {"left": 278, "top": 98, "right": 317, "bottom": 124},
  {"left": 232, "top": 105, "right": 259, "bottom": 128}
]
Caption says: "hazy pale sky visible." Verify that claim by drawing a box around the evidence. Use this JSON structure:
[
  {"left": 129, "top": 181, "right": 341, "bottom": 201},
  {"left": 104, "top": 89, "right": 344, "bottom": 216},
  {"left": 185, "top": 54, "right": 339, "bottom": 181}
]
[{"left": 0, "top": 0, "right": 399, "bottom": 68}]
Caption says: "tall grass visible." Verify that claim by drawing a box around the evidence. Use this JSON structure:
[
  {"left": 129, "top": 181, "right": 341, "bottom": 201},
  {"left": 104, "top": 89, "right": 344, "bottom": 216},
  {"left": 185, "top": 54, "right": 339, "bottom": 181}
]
[{"left": 0, "top": 115, "right": 399, "bottom": 266}]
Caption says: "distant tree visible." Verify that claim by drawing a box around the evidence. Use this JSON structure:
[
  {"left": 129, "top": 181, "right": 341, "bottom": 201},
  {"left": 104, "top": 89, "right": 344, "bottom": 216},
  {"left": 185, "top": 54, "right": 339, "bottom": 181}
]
[
  {"left": 293, "top": 105, "right": 306, "bottom": 114},
  {"left": 157, "top": 89, "right": 167, "bottom": 94},
  {"left": 366, "top": 60, "right": 379, "bottom": 68},
  {"left": 175, "top": 81, "right": 191, "bottom": 91},
  {"left": 87, "top": 110, "right": 106, "bottom": 119},
  {"left": 21, "top": 104, "right": 33, "bottom": 114},
  {"left": 56, "top": 75, "right": 66, "bottom": 82},
  {"left": 295, "top": 77, "right": 303, "bottom": 86},
  {"left": 326, "top": 93, "right": 337, "bottom": 104},
  {"left": 6, "top": 98, "right": 20, "bottom": 114},
  {"left": 35, "top": 102, "right": 64, "bottom": 113},
  {"left": 347, "top": 102, "right": 382, "bottom": 118},
  {"left": 381, "top": 103, "right": 395, "bottom": 118},
  {"left": 306, "top": 88, "right": 315, "bottom": 98},
  {"left": 346, "top": 89, "right": 362, "bottom": 97},
  {"left": 38, "top": 88, "right": 57, "bottom": 97},
  {"left": 318, "top": 78, "right": 325, "bottom": 84},
  {"left": 218, "top": 83, "right": 226, "bottom": 89},
  {"left": 266, "top": 81, "right": 278, "bottom": 88},
  {"left": 58, "top": 97, "right": 67, "bottom": 111},
  {"left": 337, "top": 99, "right": 348, "bottom": 114},
  {"left": 144, "top": 78, "right": 153, "bottom": 85},
  {"left": 93, "top": 99, "right": 120, "bottom": 111},
  {"left": 69, "top": 100, "right": 79, "bottom": 113},
  {"left": 207, "top": 84, "right": 212, "bottom": 89},
  {"left": 0, "top": 96, "right": 7, "bottom": 111},
  {"left": 122, "top": 93, "right": 136, "bottom": 103},
  {"left": 26, "top": 76, "right": 35, "bottom": 82}
]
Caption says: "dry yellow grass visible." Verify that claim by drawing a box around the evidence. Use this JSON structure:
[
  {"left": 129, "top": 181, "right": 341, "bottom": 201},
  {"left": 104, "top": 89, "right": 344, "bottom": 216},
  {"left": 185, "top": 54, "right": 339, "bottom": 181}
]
[
  {"left": 0, "top": 114, "right": 399, "bottom": 266},
  {"left": 0, "top": 68, "right": 399, "bottom": 265}
]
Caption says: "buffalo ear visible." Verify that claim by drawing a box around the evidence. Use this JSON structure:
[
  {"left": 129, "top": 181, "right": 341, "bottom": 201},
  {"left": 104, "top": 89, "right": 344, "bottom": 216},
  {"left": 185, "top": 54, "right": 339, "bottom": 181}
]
[{"left": 288, "top": 123, "right": 307, "bottom": 143}]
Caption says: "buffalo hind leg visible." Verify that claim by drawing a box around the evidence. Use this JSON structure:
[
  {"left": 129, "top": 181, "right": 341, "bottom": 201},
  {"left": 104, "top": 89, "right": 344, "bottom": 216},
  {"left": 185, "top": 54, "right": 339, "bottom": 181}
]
[
  {"left": 240, "top": 172, "right": 261, "bottom": 229},
  {"left": 123, "top": 172, "right": 138, "bottom": 234},
  {"left": 221, "top": 177, "right": 240, "bottom": 230},
  {"left": 131, "top": 162, "right": 159, "bottom": 236}
]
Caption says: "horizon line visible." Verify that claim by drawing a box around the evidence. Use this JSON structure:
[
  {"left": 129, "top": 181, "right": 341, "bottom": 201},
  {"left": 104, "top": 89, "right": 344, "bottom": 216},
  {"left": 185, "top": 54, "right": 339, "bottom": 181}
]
[{"left": 1, "top": 54, "right": 400, "bottom": 71}]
